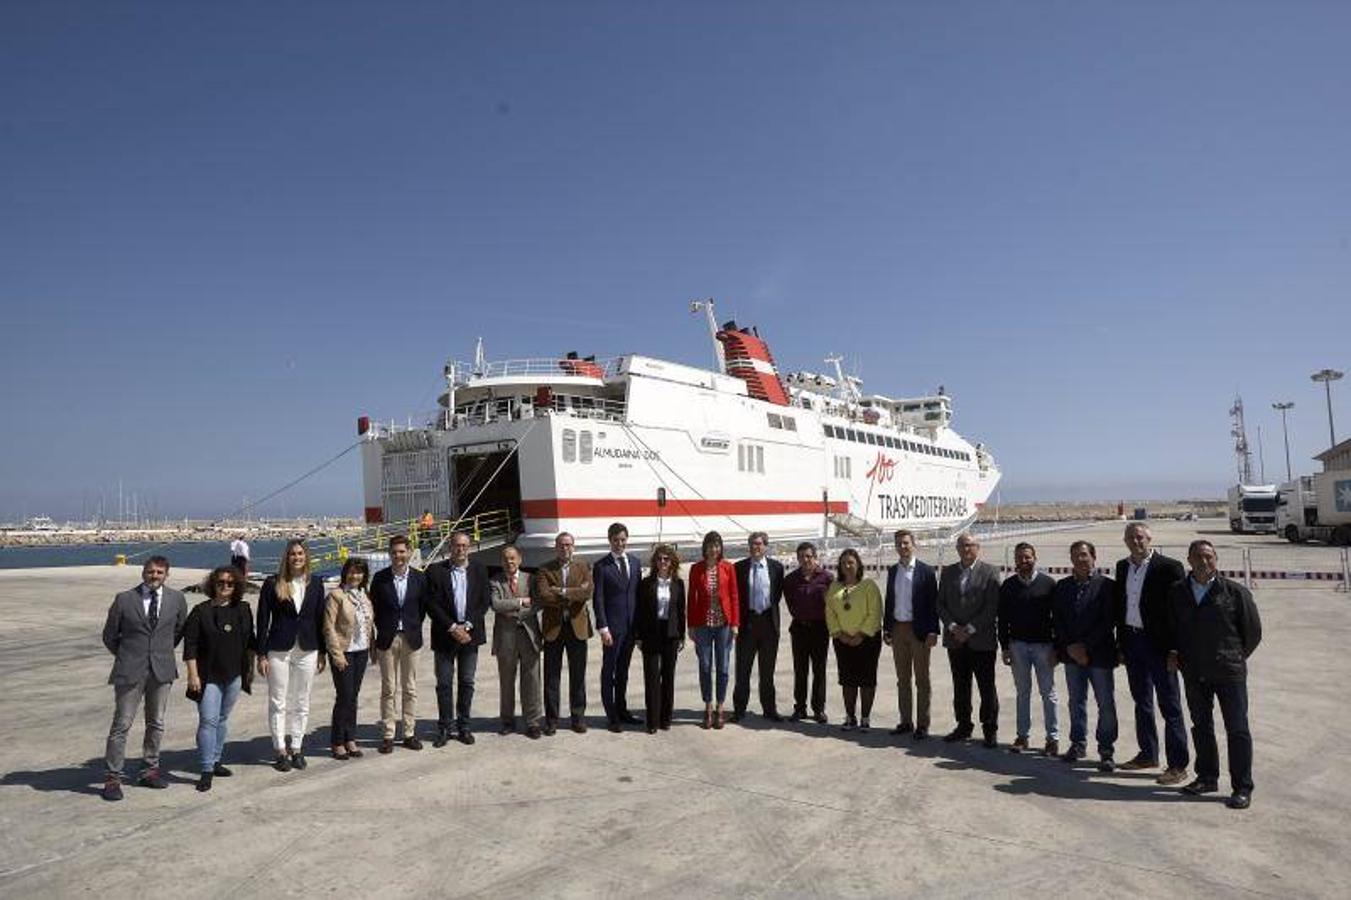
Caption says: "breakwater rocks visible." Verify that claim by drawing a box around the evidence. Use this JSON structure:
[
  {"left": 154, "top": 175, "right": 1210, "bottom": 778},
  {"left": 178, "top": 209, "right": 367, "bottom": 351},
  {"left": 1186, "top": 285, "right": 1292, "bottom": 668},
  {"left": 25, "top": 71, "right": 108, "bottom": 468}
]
[
  {"left": 977, "top": 500, "right": 1226, "bottom": 523},
  {"left": 0, "top": 520, "right": 366, "bottom": 548}
]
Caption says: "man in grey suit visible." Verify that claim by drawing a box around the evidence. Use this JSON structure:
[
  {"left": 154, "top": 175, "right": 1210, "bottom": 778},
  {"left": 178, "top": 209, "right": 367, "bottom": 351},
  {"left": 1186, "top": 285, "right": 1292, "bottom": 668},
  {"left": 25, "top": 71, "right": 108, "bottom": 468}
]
[
  {"left": 100, "top": 556, "right": 187, "bottom": 801},
  {"left": 491, "top": 545, "right": 544, "bottom": 738},
  {"left": 938, "top": 533, "right": 1002, "bottom": 747}
]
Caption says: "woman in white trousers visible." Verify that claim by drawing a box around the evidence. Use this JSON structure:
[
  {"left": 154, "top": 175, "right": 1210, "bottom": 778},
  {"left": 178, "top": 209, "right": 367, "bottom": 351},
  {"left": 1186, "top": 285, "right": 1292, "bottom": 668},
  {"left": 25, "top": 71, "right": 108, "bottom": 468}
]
[{"left": 256, "top": 540, "right": 327, "bottom": 771}]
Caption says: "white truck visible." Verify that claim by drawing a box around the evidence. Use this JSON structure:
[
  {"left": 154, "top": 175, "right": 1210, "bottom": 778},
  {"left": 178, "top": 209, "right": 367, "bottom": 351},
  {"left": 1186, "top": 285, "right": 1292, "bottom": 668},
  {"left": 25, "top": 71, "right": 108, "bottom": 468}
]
[
  {"left": 1276, "top": 473, "right": 1351, "bottom": 545},
  {"left": 1227, "top": 483, "right": 1278, "bottom": 534}
]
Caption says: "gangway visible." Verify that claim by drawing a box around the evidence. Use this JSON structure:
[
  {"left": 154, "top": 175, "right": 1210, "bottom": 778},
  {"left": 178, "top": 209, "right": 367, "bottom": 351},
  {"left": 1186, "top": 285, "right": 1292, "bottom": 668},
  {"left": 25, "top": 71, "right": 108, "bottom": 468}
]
[{"left": 290, "top": 508, "right": 517, "bottom": 575}]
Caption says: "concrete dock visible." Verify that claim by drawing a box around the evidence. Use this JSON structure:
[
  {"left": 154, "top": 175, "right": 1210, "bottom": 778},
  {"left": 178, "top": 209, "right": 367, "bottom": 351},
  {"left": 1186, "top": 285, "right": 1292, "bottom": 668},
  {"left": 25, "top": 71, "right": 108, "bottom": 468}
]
[{"left": 0, "top": 521, "right": 1347, "bottom": 898}]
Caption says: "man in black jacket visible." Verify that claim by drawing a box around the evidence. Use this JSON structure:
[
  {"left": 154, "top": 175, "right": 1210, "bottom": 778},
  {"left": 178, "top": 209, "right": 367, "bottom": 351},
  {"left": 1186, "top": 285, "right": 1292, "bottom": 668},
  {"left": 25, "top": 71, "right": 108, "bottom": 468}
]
[
  {"left": 370, "top": 535, "right": 428, "bottom": 753},
  {"left": 1166, "top": 540, "right": 1262, "bottom": 810},
  {"left": 998, "top": 542, "right": 1059, "bottom": 755},
  {"left": 426, "top": 530, "right": 491, "bottom": 746},
  {"left": 1115, "top": 522, "right": 1190, "bottom": 785},
  {"left": 1052, "top": 540, "right": 1119, "bottom": 770}
]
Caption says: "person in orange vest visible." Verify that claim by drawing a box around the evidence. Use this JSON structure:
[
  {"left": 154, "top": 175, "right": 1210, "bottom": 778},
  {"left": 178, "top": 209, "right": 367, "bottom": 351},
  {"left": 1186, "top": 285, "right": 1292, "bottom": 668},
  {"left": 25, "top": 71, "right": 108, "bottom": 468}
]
[{"left": 418, "top": 510, "right": 436, "bottom": 554}]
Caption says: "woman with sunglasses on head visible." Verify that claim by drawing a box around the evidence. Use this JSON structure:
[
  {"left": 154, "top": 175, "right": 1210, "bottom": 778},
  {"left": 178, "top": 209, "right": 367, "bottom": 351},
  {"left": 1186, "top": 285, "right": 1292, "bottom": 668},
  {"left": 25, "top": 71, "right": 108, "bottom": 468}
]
[
  {"left": 256, "top": 539, "right": 327, "bottom": 772},
  {"left": 826, "top": 548, "right": 883, "bottom": 732},
  {"left": 687, "top": 531, "right": 739, "bottom": 730},
  {"left": 324, "top": 557, "right": 375, "bottom": 759},
  {"left": 634, "top": 543, "right": 686, "bottom": 733},
  {"left": 184, "top": 565, "right": 255, "bottom": 792}
]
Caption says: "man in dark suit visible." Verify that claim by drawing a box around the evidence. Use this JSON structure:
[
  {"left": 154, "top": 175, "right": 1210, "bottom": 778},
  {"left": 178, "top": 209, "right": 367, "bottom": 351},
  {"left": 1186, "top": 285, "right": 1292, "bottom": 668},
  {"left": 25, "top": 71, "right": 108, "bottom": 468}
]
[
  {"left": 370, "top": 534, "right": 428, "bottom": 753},
  {"left": 1115, "top": 522, "right": 1189, "bottom": 785},
  {"left": 593, "top": 521, "right": 641, "bottom": 731},
  {"left": 426, "top": 530, "right": 490, "bottom": 745},
  {"left": 883, "top": 529, "right": 940, "bottom": 739},
  {"left": 1166, "top": 539, "right": 1262, "bottom": 810},
  {"left": 1052, "top": 540, "right": 1119, "bottom": 770},
  {"left": 100, "top": 556, "right": 187, "bottom": 800},
  {"left": 731, "top": 531, "right": 786, "bottom": 723},
  {"left": 937, "top": 532, "right": 1001, "bottom": 746}
]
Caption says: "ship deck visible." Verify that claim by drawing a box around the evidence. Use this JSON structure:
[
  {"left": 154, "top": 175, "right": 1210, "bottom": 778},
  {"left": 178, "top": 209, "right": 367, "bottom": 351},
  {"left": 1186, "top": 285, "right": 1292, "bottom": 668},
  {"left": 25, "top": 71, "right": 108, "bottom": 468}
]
[{"left": 0, "top": 520, "right": 1346, "bottom": 898}]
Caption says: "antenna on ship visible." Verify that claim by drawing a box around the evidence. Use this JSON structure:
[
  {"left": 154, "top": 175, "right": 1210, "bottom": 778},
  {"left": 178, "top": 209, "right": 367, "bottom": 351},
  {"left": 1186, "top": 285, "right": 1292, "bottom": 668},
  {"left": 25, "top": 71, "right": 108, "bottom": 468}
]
[
  {"left": 1230, "top": 393, "right": 1254, "bottom": 484},
  {"left": 690, "top": 299, "right": 725, "bottom": 373},
  {"left": 824, "top": 355, "right": 860, "bottom": 404},
  {"left": 473, "top": 337, "right": 487, "bottom": 376}
]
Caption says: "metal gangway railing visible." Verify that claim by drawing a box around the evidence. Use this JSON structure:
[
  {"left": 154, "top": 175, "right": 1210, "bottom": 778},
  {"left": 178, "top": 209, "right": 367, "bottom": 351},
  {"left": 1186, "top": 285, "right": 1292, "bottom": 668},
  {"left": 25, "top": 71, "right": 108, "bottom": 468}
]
[{"left": 291, "top": 509, "right": 516, "bottom": 575}]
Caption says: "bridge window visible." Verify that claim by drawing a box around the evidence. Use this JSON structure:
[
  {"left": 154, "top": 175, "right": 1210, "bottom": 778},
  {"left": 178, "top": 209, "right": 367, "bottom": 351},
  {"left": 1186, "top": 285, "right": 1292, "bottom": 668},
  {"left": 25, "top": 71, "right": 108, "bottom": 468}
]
[
  {"left": 767, "top": 413, "right": 783, "bottom": 429},
  {"left": 782, "top": 416, "right": 797, "bottom": 431}
]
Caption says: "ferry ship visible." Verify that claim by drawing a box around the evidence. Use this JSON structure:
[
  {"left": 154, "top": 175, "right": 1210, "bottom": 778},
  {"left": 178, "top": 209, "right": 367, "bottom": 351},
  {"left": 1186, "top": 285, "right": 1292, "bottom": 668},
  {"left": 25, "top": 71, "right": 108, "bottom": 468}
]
[{"left": 357, "top": 302, "right": 1000, "bottom": 562}]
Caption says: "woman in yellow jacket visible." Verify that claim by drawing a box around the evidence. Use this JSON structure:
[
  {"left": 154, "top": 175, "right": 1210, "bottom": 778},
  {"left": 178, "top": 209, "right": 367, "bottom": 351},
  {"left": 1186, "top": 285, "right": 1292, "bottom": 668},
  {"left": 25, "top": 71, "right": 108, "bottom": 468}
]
[{"left": 826, "top": 548, "right": 883, "bottom": 732}]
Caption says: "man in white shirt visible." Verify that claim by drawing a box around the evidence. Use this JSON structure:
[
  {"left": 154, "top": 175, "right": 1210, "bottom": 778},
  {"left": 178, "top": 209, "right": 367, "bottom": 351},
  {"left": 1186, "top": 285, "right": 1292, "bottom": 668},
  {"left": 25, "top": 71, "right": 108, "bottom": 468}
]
[
  {"left": 229, "top": 535, "right": 250, "bottom": 578},
  {"left": 1114, "top": 522, "right": 1189, "bottom": 785},
  {"left": 883, "top": 530, "right": 940, "bottom": 739}
]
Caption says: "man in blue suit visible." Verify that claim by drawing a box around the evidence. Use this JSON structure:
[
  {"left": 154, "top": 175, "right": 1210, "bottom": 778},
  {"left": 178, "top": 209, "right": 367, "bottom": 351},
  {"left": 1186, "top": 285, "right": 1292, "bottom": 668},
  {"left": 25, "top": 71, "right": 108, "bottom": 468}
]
[
  {"left": 594, "top": 521, "right": 641, "bottom": 732},
  {"left": 1053, "top": 540, "right": 1120, "bottom": 771},
  {"left": 882, "top": 530, "right": 940, "bottom": 739}
]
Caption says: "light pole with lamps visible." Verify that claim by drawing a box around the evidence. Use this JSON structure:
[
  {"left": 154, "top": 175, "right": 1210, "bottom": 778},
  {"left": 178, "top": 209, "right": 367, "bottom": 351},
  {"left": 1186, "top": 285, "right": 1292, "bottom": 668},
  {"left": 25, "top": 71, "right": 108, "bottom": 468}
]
[
  {"left": 1272, "top": 401, "right": 1295, "bottom": 483},
  {"left": 1310, "top": 368, "right": 1343, "bottom": 449}
]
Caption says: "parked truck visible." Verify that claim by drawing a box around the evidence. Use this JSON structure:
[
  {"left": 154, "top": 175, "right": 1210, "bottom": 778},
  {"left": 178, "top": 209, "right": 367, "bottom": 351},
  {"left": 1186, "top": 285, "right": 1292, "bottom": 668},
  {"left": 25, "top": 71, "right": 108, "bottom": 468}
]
[
  {"left": 1227, "top": 483, "right": 1278, "bottom": 534},
  {"left": 1276, "top": 473, "right": 1351, "bottom": 545}
]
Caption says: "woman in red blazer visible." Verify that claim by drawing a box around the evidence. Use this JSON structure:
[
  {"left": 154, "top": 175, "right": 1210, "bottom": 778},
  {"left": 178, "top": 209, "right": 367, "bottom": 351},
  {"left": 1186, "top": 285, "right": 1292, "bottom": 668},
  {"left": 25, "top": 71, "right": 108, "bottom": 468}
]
[{"left": 687, "top": 531, "right": 740, "bottom": 729}]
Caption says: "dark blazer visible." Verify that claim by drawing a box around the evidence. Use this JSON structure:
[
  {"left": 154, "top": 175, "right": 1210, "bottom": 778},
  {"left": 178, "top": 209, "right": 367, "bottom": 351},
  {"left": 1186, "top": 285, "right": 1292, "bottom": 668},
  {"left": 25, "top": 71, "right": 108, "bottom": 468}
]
[
  {"left": 593, "top": 552, "right": 641, "bottom": 637},
  {"left": 427, "top": 560, "right": 491, "bottom": 651},
  {"left": 1052, "top": 574, "right": 1118, "bottom": 669},
  {"left": 634, "top": 574, "right": 687, "bottom": 646},
  {"left": 102, "top": 584, "right": 188, "bottom": 685},
  {"left": 1114, "top": 552, "right": 1186, "bottom": 653},
  {"left": 883, "top": 560, "right": 940, "bottom": 637},
  {"left": 370, "top": 566, "right": 429, "bottom": 651},
  {"left": 937, "top": 560, "right": 1001, "bottom": 651},
  {"left": 183, "top": 599, "right": 256, "bottom": 693},
  {"left": 256, "top": 574, "right": 326, "bottom": 653},
  {"left": 734, "top": 556, "right": 786, "bottom": 633},
  {"left": 1165, "top": 576, "right": 1262, "bottom": 683}
]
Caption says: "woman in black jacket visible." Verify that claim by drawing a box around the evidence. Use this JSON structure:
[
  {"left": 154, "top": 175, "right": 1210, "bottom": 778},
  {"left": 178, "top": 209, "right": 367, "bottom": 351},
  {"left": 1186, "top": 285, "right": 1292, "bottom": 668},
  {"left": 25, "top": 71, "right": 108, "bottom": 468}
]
[
  {"left": 184, "top": 565, "right": 255, "bottom": 792},
  {"left": 634, "top": 543, "right": 686, "bottom": 734},
  {"left": 255, "top": 539, "right": 327, "bottom": 772}
]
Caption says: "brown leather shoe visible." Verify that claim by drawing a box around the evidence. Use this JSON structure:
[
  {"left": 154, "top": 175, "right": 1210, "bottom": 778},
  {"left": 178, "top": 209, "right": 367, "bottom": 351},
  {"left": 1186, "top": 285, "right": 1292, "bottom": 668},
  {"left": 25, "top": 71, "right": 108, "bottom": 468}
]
[
  {"left": 1119, "top": 755, "right": 1159, "bottom": 771},
  {"left": 1156, "top": 766, "right": 1189, "bottom": 786},
  {"left": 402, "top": 736, "right": 423, "bottom": 751},
  {"left": 378, "top": 738, "right": 394, "bottom": 754}
]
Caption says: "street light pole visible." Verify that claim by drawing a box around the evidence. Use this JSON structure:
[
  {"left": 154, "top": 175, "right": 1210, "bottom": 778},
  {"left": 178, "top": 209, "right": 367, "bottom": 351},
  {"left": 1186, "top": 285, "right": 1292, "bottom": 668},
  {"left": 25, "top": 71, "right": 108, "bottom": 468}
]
[
  {"left": 1272, "top": 401, "right": 1294, "bottom": 483},
  {"left": 1310, "top": 368, "right": 1344, "bottom": 449}
]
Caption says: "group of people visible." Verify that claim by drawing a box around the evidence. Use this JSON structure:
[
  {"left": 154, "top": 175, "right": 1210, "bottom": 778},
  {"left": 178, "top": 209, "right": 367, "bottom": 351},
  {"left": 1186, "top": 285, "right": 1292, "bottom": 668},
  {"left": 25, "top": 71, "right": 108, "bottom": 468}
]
[{"left": 99, "top": 521, "right": 1261, "bottom": 809}]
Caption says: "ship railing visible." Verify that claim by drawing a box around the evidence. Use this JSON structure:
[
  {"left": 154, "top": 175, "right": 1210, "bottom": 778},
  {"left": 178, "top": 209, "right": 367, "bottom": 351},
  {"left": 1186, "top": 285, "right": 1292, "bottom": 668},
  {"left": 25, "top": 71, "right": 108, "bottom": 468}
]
[
  {"left": 452, "top": 356, "right": 624, "bottom": 383},
  {"left": 285, "top": 509, "right": 517, "bottom": 576}
]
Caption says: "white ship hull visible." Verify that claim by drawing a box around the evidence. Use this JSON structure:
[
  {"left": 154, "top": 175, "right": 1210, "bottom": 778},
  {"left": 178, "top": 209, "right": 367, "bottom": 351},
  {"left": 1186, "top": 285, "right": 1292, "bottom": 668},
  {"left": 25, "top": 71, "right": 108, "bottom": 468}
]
[{"left": 360, "top": 341, "right": 1000, "bottom": 563}]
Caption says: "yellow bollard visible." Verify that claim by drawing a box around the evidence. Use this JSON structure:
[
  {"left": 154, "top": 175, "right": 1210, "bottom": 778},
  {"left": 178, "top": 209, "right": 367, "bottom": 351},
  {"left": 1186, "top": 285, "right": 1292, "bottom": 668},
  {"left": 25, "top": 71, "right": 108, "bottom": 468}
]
[{"left": 113, "top": 554, "right": 127, "bottom": 566}]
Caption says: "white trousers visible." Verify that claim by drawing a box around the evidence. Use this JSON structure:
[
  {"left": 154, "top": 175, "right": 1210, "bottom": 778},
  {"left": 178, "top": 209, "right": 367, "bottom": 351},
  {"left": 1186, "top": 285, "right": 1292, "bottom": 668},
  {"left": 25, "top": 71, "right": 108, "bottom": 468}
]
[{"left": 266, "top": 647, "right": 318, "bottom": 752}]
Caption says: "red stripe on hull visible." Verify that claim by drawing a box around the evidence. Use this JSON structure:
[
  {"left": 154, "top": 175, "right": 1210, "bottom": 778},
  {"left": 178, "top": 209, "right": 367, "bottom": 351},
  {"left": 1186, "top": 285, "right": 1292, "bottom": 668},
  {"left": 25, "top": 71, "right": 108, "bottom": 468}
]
[{"left": 522, "top": 498, "right": 849, "bottom": 519}]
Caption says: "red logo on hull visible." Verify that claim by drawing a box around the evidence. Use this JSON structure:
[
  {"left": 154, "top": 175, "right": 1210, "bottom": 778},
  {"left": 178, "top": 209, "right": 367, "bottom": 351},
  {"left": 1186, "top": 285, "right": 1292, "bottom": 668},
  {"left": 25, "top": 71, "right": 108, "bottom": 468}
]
[{"left": 865, "top": 452, "right": 897, "bottom": 484}]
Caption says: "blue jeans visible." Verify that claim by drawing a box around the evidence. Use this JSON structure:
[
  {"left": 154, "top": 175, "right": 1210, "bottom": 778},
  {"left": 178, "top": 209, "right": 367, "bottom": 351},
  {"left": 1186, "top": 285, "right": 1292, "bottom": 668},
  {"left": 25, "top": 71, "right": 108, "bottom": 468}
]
[
  {"left": 1010, "top": 641, "right": 1059, "bottom": 741},
  {"left": 1122, "top": 628, "right": 1189, "bottom": 769},
  {"left": 692, "top": 625, "right": 732, "bottom": 704},
  {"left": 196, "top": 677, "right": 242, "bottom": 773},
  {"left": 1064, "top": 662, "right": 1117, "bottom": 756}
]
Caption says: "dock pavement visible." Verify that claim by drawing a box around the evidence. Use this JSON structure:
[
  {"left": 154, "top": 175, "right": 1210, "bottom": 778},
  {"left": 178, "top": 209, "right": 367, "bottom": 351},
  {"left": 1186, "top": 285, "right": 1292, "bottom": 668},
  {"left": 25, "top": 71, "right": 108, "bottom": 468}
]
[{"left": 0, "top": 521, "right": 1347, "bottom": 898}]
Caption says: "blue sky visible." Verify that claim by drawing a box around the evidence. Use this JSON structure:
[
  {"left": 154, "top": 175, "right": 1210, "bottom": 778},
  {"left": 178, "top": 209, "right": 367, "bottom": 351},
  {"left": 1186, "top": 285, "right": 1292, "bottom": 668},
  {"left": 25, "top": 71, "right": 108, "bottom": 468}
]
[{"left": 2, "top": 2, "right": 1348, "bottom": 520}]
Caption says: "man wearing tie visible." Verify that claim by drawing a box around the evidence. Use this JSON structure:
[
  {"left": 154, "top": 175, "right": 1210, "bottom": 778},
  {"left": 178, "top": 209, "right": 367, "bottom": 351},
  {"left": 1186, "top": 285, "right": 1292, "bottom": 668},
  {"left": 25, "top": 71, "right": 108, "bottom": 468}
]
[
  {"left": 883, "top": 530, "right": 940, "bottom": 739},
  {"left": 370, "top": 535, "right": 428, "bottom": 753},
  {"left": 534, "top": 532, "right": 595, "bottom": 734},
  {"left": 427, "top": 531, "right": 490, "bottom": 746},
  {"left": 937, "top": 532, "right": 1002, "bottom": 747},
  {"left": 594, "top": 522, "right": 641, "bottom": 732},
  {"left": 491, "top": 545, "right": 543, "bottom": 739},
  {"left": 732, "top": 531, "right": 785, "bottom": 723},
  {"left": 100, "top": 556, "right": 187, "bottom": 801}
]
